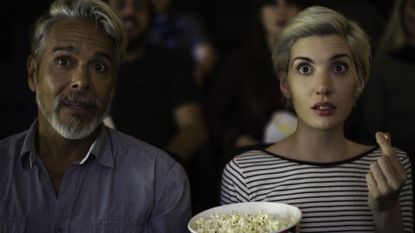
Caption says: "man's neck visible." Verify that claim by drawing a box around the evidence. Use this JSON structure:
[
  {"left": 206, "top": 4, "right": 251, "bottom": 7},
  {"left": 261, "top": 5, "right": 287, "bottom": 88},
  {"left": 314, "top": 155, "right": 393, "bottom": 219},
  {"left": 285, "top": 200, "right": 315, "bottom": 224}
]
[
  {"left": 36, "top": 119, "right": 99, "bottom": 193},
  {"left": 36, "top": 117, "right": 98, "bottom": 163}
]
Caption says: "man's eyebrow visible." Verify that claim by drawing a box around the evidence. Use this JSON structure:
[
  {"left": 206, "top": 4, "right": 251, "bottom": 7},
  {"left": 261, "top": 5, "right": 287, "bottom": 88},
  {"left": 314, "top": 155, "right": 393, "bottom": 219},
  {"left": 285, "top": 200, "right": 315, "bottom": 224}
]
[
  {"left": 52, "top": 46, "right": 76, "bottom": 53},
  {"left": 95, "top": 51, "right": 114, "bottom": 62},
  {"left": 51, "top": 46, "right": 113, "bottom": 62}
]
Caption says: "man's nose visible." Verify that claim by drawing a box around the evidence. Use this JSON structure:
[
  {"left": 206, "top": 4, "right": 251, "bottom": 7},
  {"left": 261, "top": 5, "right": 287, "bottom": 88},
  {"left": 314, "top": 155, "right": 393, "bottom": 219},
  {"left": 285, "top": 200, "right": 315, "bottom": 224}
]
[{"left": 71, "top": 66, "right": 91, "bottom": 91}]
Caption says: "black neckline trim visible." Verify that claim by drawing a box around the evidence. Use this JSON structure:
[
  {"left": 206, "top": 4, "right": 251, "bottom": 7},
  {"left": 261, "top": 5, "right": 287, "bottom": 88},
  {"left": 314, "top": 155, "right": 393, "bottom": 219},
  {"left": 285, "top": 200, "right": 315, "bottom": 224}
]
[{"left": 261, "top": 147, "right": 379, "bottom": 167}]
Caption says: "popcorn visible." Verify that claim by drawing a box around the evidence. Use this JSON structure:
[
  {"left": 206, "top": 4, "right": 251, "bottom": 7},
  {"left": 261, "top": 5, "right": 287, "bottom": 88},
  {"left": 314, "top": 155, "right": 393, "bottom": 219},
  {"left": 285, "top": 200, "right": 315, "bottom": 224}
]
[{"left": 192, "top": 210, "right": 295, "bottom": 233}]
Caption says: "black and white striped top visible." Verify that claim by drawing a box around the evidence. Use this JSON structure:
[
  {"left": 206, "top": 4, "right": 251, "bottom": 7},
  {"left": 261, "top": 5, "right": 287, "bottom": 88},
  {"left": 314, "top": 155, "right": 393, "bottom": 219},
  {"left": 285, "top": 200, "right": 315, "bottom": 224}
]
[{"left": 220, "top": 147, "right": 413, "bottom": 232}]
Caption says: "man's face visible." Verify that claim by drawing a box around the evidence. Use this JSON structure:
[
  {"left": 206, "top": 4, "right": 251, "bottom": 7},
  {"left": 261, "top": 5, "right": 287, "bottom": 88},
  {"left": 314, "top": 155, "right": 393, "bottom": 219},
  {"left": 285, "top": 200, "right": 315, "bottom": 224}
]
[
  {"left": 28, "top": 19, "right": 116, "bottom": 139},
  {"left": 107, "top": 0, "right": 150, "bottom": 42},
  {"left": 261, "top": 0, "right": 300, "bottom": 36}
]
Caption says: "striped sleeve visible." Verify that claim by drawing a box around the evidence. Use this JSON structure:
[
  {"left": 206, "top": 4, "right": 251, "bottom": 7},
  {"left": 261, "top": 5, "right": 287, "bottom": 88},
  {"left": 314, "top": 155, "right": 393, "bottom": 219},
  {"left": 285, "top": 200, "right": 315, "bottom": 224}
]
[
  {"left": 397, "top": 150, "right": 414, "bottom": 232},
  {"left": 220, "top": 158, "right": 250, "bottom": 204}
]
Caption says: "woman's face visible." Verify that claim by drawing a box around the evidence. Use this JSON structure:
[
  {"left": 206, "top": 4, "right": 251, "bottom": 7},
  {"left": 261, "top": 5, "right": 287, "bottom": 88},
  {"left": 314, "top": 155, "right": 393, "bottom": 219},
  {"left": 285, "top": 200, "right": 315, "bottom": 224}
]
[
  {"left": 261, "top": 0, "right": 300, "bottom": 36},
  {"left": 282, "top": 35, "right": 363, "bottom": 131}
]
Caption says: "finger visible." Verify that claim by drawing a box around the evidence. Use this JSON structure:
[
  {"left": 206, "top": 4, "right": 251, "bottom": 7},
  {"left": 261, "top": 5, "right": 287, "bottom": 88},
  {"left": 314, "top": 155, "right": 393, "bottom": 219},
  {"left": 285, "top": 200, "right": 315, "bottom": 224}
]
[
  {"left": 366, "top": 171, "right": 380, "bottom": 198},
  {"left": 370, "top": 161, "right": 392, "bottom": 194},
  {"left": 377, "top": 156, "right": 403, "bottom": 190},
  {"left": 389, "top": 155, "right": 408, "bottom": 181},
  {"left": 366, "top": 172, "right": 385, "bottom": 210},
  {"left": 375, "top": 132, "right": 394, "bottom": 157}
]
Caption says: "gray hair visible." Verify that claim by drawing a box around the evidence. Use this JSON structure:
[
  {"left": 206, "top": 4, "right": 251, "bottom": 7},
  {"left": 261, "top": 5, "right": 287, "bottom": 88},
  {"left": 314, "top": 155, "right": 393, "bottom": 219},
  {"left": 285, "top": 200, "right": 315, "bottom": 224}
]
[
  {"left": 272, "top": 6, "right": 371, "bottom": 84},
  {"left": 30, "top": 0, "right": 127, "bottom": 66}
]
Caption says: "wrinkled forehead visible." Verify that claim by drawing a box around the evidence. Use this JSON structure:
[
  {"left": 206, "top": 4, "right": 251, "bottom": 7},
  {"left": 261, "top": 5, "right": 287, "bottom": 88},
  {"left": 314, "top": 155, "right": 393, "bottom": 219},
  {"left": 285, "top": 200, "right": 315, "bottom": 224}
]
[{"left": 45, "top": 19, "right": 116, "bottom": 59}]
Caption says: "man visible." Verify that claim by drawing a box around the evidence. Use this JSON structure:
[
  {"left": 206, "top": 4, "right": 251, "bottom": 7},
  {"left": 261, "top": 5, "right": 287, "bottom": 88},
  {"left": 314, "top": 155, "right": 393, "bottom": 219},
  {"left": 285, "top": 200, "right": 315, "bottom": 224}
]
[
  {"left": 0, "top": 0, "right": 191, "bottom": 232},
  {"left": 105, "top": 0, "right": 208, "bottom": 164}
]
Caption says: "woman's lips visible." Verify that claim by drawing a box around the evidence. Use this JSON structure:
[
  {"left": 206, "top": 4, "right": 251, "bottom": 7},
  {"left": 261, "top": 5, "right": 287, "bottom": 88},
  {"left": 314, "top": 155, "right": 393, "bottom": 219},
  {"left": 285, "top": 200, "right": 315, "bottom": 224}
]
[{"left": 311, "top": 102, "right": 336, "bottom": 116}]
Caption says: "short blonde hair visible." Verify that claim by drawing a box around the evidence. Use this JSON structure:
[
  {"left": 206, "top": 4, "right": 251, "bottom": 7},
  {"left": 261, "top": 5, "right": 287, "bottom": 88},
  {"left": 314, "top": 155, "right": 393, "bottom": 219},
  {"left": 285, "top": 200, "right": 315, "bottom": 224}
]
[
  {"left": 272, "top": 6, "right": 371, "bottom": 84},
  {"left": 30, "top": 0, "right": 127, "bottom": 66}
]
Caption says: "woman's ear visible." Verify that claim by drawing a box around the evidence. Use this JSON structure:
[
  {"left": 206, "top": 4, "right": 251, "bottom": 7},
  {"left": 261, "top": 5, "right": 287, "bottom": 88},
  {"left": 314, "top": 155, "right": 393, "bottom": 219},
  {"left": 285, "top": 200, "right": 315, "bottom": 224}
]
[
  {"left": 355, "top": 78, "right": 365, "bottom": 98},
  {"left": 280, "top": 76, "right": 291, "bottom": 98},
  {"left": 27, "top": 55, "right": 38, "bottom": 92}
]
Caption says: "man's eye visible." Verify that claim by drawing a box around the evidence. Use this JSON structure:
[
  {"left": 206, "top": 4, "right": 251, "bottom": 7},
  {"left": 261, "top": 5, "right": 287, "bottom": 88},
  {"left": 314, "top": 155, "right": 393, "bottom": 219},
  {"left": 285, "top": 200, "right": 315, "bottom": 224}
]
[{"left": 56, "top": 58, "right": 70, "bottom": 66}]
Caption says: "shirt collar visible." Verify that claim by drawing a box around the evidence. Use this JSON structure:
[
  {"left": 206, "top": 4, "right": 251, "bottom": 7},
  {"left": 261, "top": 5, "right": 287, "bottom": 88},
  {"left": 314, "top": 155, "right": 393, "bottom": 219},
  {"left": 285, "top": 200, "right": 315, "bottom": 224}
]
[
  {"left": 89, "top": 126, "right": 114, "bottom": 168},
  {"left": 19, "top": 120, "right": 37, "bottom": 168},
  {"left": 19, "top": 121, "right": 114, "bottom": 169}
]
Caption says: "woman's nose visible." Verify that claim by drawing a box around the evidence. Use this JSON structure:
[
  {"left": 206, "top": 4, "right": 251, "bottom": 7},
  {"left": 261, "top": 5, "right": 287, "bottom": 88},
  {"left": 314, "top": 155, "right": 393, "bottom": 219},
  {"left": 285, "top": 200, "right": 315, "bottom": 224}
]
[
  {"left": 316, "top": 72, "right": 332, "bottom": 96},
  {"left": 316, "top": 86, "right": 332, "bottom": 95}
]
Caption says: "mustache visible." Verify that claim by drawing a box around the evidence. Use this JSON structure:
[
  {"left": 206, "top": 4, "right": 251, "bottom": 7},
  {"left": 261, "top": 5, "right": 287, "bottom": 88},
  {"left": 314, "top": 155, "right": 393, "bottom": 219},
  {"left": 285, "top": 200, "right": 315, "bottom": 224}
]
[{"left": 55, "top": 91, "right": 103, "bottom": 112}]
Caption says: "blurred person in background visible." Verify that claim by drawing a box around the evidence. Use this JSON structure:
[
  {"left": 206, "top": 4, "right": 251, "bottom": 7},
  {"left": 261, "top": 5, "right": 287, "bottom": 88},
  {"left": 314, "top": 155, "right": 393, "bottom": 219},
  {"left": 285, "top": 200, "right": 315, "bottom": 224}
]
[
  {"left": 149, "top": 0, "right": 217, "bottom": 89},
  {"left": 207, "top": 0, "right": 305, "bottom": 155},
  {"left": 107, "top": 0, "right": 218, "bottom": 213},
  {"left": 106, "top": 0, "right": 208, "bottom": 164},
  {"left": 355, "top": 0, "right": 415, "bottom": 177},
  {"left": 309, "top": 0, "right": 385, "bottom": 53},
  {"left": 0, "top": 0, "right": 191, "bottom": 232}
]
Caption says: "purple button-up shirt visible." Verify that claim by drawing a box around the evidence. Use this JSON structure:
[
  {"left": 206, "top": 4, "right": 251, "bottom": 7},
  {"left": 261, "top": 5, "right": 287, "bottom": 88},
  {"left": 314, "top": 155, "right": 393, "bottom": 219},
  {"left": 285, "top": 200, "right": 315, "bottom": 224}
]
[{"left": 0, "top": 122, "right": 191, "bottom": 233}]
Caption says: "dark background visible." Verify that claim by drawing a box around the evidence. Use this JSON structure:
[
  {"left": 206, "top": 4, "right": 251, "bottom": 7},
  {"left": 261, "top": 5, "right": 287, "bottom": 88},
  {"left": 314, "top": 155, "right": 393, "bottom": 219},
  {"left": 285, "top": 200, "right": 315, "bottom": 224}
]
[{"left": 0, "top": 0, "right": 394, "bottom": 139}]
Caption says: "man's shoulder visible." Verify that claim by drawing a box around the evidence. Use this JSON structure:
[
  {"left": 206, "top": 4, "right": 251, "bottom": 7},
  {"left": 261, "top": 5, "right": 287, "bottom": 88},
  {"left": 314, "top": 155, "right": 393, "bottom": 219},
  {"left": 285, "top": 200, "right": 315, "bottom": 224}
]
[
  {"left": 0, "top": 131, "right": 28, "bottom": 154},
  {"left": 0, "top": 131, "right": 29, "bottom": 170},
  {"left": 106, "top": 128, "right": 178, "bottom": 165},
  {"left": 106, "top": 128, "right": 187, "bottom": 179}
]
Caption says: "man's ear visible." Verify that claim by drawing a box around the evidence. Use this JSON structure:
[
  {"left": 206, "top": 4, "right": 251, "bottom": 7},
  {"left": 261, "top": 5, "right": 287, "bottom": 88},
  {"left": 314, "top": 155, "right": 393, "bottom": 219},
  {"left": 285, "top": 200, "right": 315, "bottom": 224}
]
[
  {"left": 279, "top": 76, "right": 291, "bottom": 98},
  {"left": 27, "top": 55, "right": 38, "bottom": 92}
]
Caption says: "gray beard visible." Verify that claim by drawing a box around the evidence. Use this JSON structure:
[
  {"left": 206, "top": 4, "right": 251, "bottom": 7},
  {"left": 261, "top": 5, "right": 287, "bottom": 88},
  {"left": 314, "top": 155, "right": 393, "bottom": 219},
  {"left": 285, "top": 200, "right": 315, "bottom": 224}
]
[{"left": 36, "top": 92, "right": 110, "bottom": 140}]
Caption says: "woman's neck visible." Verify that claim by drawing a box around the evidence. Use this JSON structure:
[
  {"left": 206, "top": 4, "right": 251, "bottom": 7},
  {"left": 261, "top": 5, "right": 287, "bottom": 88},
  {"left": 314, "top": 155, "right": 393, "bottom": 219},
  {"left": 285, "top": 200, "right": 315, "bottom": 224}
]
[
  {"left": 290, "top": 127, "right": 349, "bottom": 162},
  {"left": 269, "top": 123, "right": 370, "bottom": 163}
]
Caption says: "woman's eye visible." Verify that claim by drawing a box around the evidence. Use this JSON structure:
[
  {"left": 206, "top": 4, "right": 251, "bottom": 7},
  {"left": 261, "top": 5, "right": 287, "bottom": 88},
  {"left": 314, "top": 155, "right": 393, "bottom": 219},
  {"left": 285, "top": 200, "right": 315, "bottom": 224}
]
[
  {"left": 92, "top": 63, "right": 107, "bottom": 72},
  {"left": 332, "top": 64, "right": 347, "bottom": 73},
  {"left": 297, "top": 64, "right": 312, "bottom": 74}
]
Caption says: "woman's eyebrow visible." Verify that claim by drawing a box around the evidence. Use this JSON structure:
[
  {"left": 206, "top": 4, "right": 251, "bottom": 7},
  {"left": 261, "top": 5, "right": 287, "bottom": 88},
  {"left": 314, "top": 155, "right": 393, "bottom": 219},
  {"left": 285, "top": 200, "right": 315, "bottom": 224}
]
[
  {"left": 330, "top": 53, "right": 352, "bottom": 61},
  {"left": 291, "top": 57, "right": 313, "bottom": 67}
]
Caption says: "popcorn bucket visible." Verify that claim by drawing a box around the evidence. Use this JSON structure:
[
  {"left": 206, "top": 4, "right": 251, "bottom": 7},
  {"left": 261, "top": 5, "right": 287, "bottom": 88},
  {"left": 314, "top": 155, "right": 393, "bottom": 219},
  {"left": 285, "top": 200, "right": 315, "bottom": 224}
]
[{"left": 188, "top": 202, "right": 301, "bottom": 233}]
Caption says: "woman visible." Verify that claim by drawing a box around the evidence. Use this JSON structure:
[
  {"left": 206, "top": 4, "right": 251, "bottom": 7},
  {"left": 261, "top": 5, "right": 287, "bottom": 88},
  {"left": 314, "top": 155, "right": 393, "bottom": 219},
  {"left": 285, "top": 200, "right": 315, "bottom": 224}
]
[
  {"left": 220, "top": 6, "right": 413, "bottom": 232},
  {"left": 207, "top": 0, "right": 304, "bottom": 152}
]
